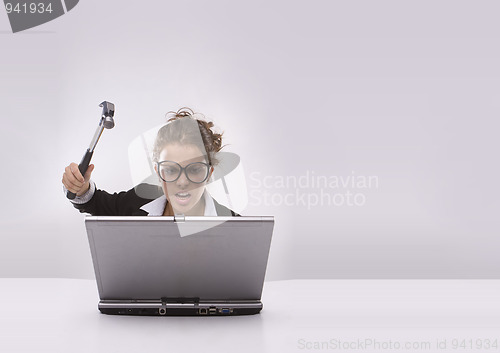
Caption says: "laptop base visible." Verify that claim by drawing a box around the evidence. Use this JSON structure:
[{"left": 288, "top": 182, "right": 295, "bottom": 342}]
[{"left": 98, "top": 300, "right": 263, "bottom": 316}]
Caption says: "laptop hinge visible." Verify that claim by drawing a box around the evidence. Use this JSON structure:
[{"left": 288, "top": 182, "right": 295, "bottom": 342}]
[
  {"left": 161, "top": 297, "right": 200, "bottom": 304},
  {"left": 174, "top": 214, "right": 185, "bottom": 223}
]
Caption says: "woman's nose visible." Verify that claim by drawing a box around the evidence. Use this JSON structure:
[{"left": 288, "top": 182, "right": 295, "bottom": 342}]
[{"left": 176, "top": 170, "right": 190, "bottom": 187}]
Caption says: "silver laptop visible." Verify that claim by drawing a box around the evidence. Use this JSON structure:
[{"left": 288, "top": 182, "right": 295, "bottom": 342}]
[{"left": 85, "top": 216, "right": 274, "bottom": 316}]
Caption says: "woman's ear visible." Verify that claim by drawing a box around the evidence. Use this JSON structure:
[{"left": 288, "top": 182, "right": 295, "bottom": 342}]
[
  {"left": 206, "top": 165, "right": 214, "bottom": 182},
  {"left": 154, "top": 163, "right": 162, "bottom": 184}
]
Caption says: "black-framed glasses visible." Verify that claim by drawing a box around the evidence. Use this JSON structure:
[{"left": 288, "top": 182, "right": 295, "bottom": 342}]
[{"left": 157, "top": 160, "right": 211, "bottom": 183}]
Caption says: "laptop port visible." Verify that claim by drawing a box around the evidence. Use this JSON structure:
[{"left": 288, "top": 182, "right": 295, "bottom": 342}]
[
  {"left": 199, "top": 308, "right": 207, "bottom": 315},
  {"left": 219, "top": 308, "right": 231, "bottom": 314},
  {"left": 208, "top": 307, "right": 217, "bottom": 315},
  {"left": 158, "top": 308, "right": 166, "bottom": 315}
]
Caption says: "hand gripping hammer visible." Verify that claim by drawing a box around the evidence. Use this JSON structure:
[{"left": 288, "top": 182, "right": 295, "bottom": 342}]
[{"left": 66, "top": 101, "right": 115, "bottom": 200}]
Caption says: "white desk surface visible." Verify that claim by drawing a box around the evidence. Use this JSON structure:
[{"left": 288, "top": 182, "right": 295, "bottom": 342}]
[{"left": 1, "top": 279, "right": 499, "bottom": 353}]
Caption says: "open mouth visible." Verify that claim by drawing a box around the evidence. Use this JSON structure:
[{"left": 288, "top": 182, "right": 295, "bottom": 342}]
[{"left": 174, "top": 192, "right": 192, "bottom": 206}]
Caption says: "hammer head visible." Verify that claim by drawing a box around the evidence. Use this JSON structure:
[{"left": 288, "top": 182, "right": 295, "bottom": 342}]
[{"left": 99, "top": 101, "right": 115, "bottom": 129}]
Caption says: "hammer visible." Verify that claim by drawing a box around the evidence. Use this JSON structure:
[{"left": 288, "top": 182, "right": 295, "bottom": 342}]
[{"left": 66, "top": 101, "right": 116, "bottom": 200}]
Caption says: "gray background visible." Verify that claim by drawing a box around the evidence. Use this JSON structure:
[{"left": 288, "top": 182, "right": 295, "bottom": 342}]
[{"left": 0, "top": 0, "right": 499, "bottom": 279}]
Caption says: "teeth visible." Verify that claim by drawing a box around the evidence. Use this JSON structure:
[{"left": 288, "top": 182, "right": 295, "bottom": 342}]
[{"left": 176, "top": 193, "right": 190, "bottom": 197}]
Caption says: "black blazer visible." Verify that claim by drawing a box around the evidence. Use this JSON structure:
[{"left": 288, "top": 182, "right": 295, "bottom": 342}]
[{"left": 72, "top": 183, "right": 238, "bottom": 216}]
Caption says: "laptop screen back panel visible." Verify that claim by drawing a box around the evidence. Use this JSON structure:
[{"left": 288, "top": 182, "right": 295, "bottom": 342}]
[{"left": 85, "top": 216, "right": 274, "bottom": 304}]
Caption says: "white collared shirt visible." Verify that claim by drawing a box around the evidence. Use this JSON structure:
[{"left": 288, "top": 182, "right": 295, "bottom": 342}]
[{"left": 140, "top": 190, "right": 217, "bottom": 216}]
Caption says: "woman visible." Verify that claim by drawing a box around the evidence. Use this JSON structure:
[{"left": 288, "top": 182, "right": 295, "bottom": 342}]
[{"left": 62, "top": 108, "right": 237, "bottom": 216}]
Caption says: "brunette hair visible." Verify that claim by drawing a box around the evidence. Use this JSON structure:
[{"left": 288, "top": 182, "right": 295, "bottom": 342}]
[{"left": 152, "top": 107, "right": 224, "bottom": 165}]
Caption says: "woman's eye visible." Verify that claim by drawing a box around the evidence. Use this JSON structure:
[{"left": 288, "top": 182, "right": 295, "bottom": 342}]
[{"left": 164, "top": 167, "right": 179, "bottom": 175}]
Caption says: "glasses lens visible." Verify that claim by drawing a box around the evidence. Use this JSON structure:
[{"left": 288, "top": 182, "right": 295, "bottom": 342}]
[
  {"left": 158, "top": 162, "right": 181, "bottom": 182},
  {"left": 186, "top": 162, "right": 209, "bottom": 183}
]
